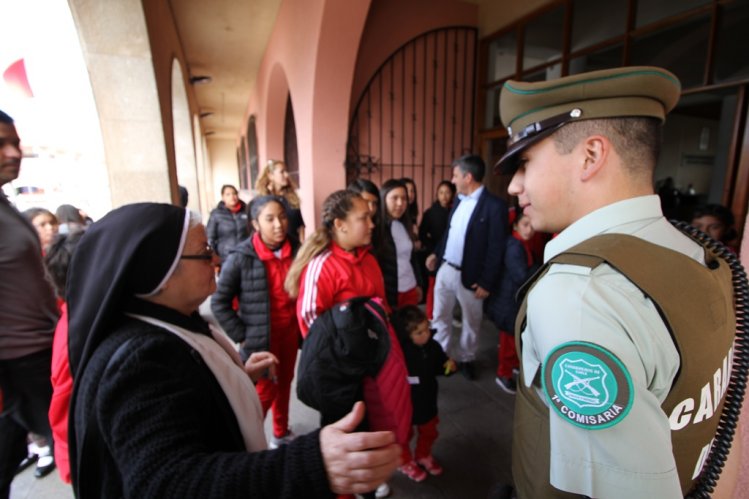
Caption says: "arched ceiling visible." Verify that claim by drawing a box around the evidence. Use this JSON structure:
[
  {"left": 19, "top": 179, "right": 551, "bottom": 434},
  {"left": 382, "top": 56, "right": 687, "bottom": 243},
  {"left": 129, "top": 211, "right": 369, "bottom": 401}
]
[{"left": 168, "top": 0, "right": 282, "bottom": 140}]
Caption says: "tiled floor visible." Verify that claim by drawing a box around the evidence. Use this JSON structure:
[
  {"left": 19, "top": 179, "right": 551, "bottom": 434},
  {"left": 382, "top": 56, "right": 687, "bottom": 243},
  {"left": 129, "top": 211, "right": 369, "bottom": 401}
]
[{"left": 10, "top": 313, "right": 515, "bottom": 499}]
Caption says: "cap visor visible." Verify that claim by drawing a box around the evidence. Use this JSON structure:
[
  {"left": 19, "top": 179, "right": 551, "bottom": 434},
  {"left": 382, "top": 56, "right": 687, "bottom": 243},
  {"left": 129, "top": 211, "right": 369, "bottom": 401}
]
[{"left": 493, "top": 126, "right": 558, "bottom": 175}]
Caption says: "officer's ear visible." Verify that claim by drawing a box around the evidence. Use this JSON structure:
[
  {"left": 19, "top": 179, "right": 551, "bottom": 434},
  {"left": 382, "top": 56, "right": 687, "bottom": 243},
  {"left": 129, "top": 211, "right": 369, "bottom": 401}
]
[{"left": 580, "top": 134, "right": 610, "bottom": 182}]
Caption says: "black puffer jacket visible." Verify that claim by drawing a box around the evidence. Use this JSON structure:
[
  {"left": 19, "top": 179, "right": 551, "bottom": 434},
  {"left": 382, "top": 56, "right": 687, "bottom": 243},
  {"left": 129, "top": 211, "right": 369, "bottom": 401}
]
[
  {"left": 211, "top": 235, "right": 299, "bottom": 361},
  {"left": 205, "top": 201, "right": 249, "bottom": 261}
]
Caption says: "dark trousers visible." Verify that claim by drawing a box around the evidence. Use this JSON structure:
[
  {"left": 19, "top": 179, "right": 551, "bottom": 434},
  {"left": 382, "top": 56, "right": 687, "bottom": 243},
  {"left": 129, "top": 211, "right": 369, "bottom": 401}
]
[{"left": 0, "top": 348, "right": 54, "bottom": 498}]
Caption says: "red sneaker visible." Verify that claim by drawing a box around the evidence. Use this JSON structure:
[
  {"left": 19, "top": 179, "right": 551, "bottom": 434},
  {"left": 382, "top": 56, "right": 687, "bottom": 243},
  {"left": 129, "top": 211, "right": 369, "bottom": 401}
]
[
  {"left": 398, "top": 461, "right": 427, "bottom": 482},
  {"left": 417, "top": 455, "right": 444, "bottom": 476}
]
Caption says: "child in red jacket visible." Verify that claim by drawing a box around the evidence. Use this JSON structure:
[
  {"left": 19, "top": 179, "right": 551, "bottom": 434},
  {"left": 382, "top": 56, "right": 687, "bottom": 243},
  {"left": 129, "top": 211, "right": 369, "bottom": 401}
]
[{"left": 45, "top": 230, "right": 85, "bottom": 483}]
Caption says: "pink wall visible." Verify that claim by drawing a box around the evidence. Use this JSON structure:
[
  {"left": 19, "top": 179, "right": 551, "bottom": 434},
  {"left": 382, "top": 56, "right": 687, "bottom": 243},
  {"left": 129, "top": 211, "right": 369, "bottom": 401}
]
[{"left": 242, "top": 0, "right": 372, "bottom": 227}]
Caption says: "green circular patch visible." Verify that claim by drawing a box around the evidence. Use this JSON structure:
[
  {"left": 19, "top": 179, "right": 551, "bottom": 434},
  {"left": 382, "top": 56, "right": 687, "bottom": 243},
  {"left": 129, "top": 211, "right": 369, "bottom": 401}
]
[{"left": 542, "top": 341, "right": 633, "bottom": 430}]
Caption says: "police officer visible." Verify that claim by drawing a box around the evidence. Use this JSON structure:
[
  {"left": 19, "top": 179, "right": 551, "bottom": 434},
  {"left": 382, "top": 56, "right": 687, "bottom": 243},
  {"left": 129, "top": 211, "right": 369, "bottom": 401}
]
[{"left": 496, "top": 67, "right": 737, "bottom": 497}]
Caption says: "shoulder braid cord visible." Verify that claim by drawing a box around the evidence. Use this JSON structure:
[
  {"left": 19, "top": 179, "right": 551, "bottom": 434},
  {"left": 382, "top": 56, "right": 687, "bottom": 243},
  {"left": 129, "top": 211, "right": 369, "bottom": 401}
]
[{"left": 672, "top": 221, "right": 749, "bottom": 498}]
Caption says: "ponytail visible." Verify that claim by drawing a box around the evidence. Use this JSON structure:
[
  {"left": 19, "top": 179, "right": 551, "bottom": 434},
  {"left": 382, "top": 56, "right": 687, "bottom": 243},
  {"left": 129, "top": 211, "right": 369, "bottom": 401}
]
[{"left": 284, "top": 190, "right": 361, "bottom": 297}]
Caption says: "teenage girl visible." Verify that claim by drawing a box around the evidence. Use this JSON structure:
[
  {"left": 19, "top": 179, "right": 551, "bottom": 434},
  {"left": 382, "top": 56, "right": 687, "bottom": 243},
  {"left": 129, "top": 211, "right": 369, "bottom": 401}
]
[
  {"left": 376, "top": 179, "right": 422, "bottom": 311},
  {"left": 418, "top": 181, "right": 456, "bottom": 319},
  {"left": 285, "top": 190, "right": 411, "bottom": 499},
  {"left": 211, "top": 195, "right": 300, "bottom": 447},
  {"left": 256, "top": 160, "right": 306, "bottom": 241}
]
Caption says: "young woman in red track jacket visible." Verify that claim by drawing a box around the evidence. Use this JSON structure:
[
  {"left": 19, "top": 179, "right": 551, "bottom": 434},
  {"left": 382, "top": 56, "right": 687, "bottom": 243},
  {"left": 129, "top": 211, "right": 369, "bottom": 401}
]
[{"left": 285, "top": 190, "right": 411, "bottom": 445}]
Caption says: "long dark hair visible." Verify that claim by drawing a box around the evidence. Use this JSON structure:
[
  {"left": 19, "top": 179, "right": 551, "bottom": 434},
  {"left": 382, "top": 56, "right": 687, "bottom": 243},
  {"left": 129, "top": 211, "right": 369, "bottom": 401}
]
[
  {"left": 379, "top": 179, "right": 415, "bottom": 243},
  {"left": 401, "top": 177, "right": 418, "bottom": 225},
  {"left": 347, "top": 178, "right": 381, "bottom": 227},
  {"left": 435, "top": 180, "right": 456, "bottom": 206},
  {"left": 246, "top": 195, "right": 287, "bottom": 239}
]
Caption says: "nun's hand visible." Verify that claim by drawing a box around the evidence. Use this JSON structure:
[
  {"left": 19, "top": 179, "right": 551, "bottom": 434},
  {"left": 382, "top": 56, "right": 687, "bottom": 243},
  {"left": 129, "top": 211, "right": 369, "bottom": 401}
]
[
  {"left": 319, "top": 402, "right": 401, "bottom": 494},
  {"left": 243, "top": 351, "right": 278, "bottom": 383}
]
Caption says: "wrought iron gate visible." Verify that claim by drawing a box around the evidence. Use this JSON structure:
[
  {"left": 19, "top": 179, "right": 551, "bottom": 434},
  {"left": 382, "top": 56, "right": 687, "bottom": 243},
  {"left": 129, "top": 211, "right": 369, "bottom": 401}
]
[{"left": 346, "top": 27, "right": 477, "bottom": 213}]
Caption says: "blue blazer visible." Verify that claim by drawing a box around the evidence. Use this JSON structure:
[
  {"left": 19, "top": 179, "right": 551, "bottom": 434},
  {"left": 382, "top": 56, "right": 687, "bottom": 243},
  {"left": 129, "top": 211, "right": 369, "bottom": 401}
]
[{"left": 434, "top": 187, "right": 508, "bottom": 292}]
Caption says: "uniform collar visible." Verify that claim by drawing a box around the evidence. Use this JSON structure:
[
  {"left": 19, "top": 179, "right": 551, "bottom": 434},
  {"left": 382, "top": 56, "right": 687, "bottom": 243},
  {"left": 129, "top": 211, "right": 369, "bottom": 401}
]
[{"left": 544, "top": 195, "right": 663, "bottom": 263}]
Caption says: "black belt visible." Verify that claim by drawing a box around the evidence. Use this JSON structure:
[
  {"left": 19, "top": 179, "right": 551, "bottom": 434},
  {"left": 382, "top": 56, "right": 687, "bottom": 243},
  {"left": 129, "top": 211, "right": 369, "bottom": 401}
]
[{"left": 445, "top": 260, "right": 462, "bottom": 271}]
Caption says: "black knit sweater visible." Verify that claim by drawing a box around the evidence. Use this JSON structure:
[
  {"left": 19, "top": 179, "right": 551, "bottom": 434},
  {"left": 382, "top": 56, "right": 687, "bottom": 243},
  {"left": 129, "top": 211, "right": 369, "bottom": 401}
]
[{"left": 72, "top": 317, "right": 332, "bottom": 498}]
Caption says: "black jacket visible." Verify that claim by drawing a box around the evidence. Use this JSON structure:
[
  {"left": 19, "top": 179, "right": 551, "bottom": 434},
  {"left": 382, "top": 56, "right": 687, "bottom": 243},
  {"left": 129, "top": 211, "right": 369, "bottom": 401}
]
[
  {"left": 400, "top": 336, "right": 449, "bottom": 425},
  {"left": 377, "top": 220, "right": 423, "bottom": 310},
  {"left": 434, "top": 188, "right": 508, "bottom": 292},
  {"left": 418, "top": 201, "right": 451, "bottom": 255},
  {"left": 296, "top": 298, "right": 390, "bottom": 425},
  {"left": 211, "top": 236, "right": 300, "bottom": 361},
  {"left": 487, "top": 236, "right": 540, "bottom": 333},
  {"left": 206, "top": 201, "right": 249, "bottom": 261}
]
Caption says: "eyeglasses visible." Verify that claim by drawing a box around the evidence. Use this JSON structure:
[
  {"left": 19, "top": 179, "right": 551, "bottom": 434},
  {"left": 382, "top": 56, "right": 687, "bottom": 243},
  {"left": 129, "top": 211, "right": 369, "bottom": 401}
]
[{"left": 180, "top": 244, "right": 215, "bottom": 260}]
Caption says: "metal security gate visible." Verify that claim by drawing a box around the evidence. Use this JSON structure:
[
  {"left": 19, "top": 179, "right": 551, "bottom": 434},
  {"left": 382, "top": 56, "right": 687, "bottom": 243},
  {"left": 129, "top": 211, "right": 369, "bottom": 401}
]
[{"left": 346, "top": 27, "right": 477, "bottom": 214}]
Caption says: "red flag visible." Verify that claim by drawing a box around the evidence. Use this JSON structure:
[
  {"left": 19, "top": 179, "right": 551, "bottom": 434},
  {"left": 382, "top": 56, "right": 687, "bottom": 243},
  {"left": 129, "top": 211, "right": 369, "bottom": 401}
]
[{"left": 3, "top": 58, "right": 34, "bottom": 98}]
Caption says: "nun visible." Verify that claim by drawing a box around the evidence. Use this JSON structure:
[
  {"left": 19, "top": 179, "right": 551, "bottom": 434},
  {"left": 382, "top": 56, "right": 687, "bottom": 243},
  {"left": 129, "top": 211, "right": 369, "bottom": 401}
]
[{"left": 66, "top": 203, "right": 400, "bottom": 498}]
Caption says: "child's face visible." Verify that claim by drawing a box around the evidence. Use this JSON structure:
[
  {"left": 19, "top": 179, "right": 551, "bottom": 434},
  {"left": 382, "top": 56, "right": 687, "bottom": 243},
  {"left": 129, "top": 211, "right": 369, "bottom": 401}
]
[
  {"left": 514, "top": 216, "right": 535, "bottom": 241},
  {"left": 691, "top": 214, "right": 726, "bottom": 242},
  {"left": 409, "top": 320, "right": 431, "bottom": 347}
]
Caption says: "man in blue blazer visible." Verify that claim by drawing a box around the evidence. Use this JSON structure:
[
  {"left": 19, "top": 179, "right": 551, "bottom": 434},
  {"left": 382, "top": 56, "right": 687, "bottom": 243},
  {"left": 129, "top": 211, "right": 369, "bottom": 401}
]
[{"left": 425, "top": 154, "right": 507, "bottom": 379}]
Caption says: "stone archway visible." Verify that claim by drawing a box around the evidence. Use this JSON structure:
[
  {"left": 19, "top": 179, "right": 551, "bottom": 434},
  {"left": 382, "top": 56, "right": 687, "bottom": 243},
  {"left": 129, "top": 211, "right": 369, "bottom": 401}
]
[
  {"left": 171, "top": 58, "right": 199, "bottom": 211},
  {"left": 67, "top": 0, "right": 171, "bottom": 207}
]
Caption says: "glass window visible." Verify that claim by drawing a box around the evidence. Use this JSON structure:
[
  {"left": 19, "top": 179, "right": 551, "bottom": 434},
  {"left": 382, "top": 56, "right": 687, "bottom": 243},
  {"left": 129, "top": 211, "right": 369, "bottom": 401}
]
[
  {"left": 569, "top": 44, "right": 623, "bottom": 75},
  {"left": 246, "top": 116, "right": 259, "bottom": 188},
  {"left": 283, "top": 96, "right": 300, "bottom": 187},
  {"left": 483, "top": 136, "right": 513, "bottom": 203},
  {"left": 630, "top": 14, "right": 710, "bottom": 89},
  {"left": 487, "top": 31, "right": 517, "bottom": 83},
  {"left": 484, "top": 85, "right": 503, "bottom": 129},
  {"left": 636, "top": 0, "right": 710, "bottom": 28},
  {"left": 521, "top": 63, "right": 561, "bottom": 82},
  {"left": 656, "top": 87, "right": 738, "bottom": 220},
  {"left": 571, "top": 0, "right": 627, "bottom": 52},
  {"left": 237, "top": 141, "right": 248, "bottom": 190},
  {"left": 714, "top": 0, "right": 749, "bottom": 84},
  {"left": 523, "top": 5, "right": 564, "bottom": 71}
]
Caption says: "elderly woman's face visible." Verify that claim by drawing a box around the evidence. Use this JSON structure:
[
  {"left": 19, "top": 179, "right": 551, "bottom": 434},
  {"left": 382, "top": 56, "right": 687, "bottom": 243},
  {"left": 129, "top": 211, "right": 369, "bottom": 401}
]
[{"left": 163, "top": 224, "right": 218, "bottom": 314}]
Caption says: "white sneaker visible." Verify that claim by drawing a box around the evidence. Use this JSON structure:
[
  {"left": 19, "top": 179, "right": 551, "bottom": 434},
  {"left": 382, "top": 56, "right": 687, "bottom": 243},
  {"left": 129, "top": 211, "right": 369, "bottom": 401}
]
[{"left": 375, "top": 482, "right": 391, "bottom": 498}]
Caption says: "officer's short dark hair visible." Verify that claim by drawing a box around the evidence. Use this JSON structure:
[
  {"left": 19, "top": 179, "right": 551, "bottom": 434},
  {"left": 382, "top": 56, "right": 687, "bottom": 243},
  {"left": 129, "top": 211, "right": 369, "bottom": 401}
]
[{"left": 453, "top": 154, "right": 485, "bottom": 183}]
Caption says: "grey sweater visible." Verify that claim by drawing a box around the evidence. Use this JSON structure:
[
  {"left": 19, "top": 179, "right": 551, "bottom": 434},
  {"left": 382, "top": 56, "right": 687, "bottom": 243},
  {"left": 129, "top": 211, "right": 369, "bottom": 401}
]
[{"left": 0, "top": 194, "right": 58, "bottom": 359}]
